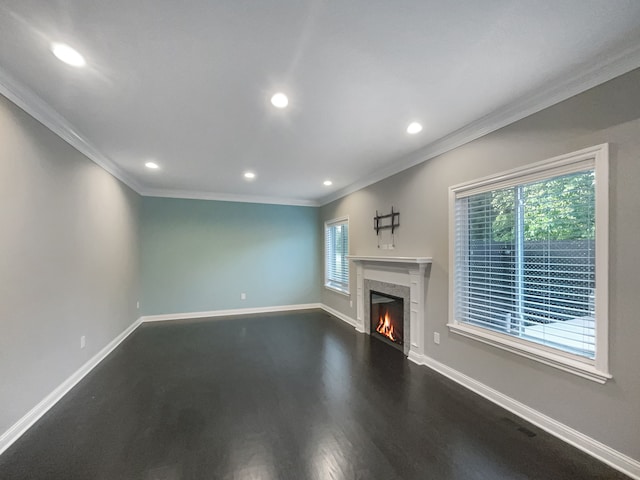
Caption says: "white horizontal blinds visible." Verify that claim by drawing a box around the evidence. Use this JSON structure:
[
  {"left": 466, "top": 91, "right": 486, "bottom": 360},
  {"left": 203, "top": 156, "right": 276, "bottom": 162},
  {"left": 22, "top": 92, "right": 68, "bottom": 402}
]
[
  {"left": 455, "top": 191, "right": 518, "bottom": 334},
  {"left": 455, "top": 169, "right": 596, "bottom": 358},
  {"left": 520, "top": 171, "right": 596, "bottom": 357},
  {"left": 325, "top": 220, "right": 349, "bottom": 292}
]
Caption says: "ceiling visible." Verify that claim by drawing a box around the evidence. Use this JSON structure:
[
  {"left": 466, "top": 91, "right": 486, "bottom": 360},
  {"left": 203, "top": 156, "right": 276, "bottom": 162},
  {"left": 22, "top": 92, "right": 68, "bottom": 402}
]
[{"left": 1, "top": 1, "right": 640, "bottom": 206}]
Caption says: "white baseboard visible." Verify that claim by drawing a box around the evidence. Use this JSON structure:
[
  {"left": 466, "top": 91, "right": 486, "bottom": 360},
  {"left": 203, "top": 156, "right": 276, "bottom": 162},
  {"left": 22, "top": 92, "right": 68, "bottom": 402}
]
[
  {"left": 407, "top": 350, "right": 423, "bottom": 366},
  {"left": 140, "top": 303, "right": 322, "bottom": 323},
  {"left": 0, "top": 303, "right": 322, "bottom": 456},
  {"left": 5, "top": 308, "right": 635, "bottom": 479},
  {"left": 0, "top": 318, "right": 143, "bottom": 456},
  {"left": 320, "top": 304, "right": 358, "bottom": 328},
  {"left": 1, "top": 303, "right": 324, "bottom": 456},
  {"left": 409, "top": 352, "right": 640, "bottom": 480}
]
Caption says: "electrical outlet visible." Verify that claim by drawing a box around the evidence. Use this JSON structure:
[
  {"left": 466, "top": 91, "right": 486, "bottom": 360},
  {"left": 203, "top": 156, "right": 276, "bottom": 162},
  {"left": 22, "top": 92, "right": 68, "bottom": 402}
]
[
  {"left": 80, "top": 335, "right": 86, "bottom": 349},
  {"left": 136, "top": 301, "right": 139, "bottom": 309},
  {"left": 350, "top": 300, "right": 353, "bottom": 308},
  {"left": 241, "top": 292, "right": 246, "bottom": 300},
  {"left": 433, "top": 332, "right": 440, "bottom": 345}
]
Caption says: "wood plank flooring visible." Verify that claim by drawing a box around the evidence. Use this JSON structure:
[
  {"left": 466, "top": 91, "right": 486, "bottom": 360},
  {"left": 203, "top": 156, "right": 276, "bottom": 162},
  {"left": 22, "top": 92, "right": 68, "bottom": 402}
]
[{"left": 0, "top": 310, "right": 630, "bottom": 479}]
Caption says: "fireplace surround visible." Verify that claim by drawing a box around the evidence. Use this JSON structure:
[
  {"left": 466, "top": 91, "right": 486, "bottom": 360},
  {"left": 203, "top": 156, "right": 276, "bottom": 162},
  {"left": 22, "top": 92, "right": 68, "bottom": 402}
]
[{"left": 349, "top": 256, "right": 431, "bottom": 361}]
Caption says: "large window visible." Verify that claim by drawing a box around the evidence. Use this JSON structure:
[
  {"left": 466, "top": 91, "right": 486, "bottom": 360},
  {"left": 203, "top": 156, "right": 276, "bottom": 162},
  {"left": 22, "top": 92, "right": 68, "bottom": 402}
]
[
  {"left": 448, "top": 145, "right": 609, "bottom": 383},
  {"left": 325, "top": 217, "right": 349, "bottom": 294}
]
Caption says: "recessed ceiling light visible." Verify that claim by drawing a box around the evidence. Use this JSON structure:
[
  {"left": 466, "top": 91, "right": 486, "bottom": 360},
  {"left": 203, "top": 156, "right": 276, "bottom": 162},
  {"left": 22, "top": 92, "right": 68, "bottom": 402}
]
[
  {"left": 270, "top": 93, "right": 289, "bottom": 109},
  {"left": 244, "top": 171, "right": 256, "bottom": 179},
  {"left": 51, "top": 43, "right": 86, "bottom": 67},
  {"left": 323, "top": 180, "right": 333, "bottom": 186},
  {"left": 145, "top": 162, "right": 159, "bottom": 169},
  {"left": 407, "top": 122, "right": 423, "bottom": 134}
]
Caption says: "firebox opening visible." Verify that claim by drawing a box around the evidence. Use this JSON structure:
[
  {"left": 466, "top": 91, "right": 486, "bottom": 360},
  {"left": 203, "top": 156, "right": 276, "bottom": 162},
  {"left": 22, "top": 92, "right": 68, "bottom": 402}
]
[{"left": 370, "top": 291, "right": 404, "bottom": 349}]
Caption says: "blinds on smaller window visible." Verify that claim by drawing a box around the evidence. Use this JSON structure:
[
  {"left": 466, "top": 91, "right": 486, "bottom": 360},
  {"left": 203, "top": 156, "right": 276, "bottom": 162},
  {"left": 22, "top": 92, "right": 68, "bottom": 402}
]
[{"left": 325, "top": 219, "right": 349, "bottom": 293}]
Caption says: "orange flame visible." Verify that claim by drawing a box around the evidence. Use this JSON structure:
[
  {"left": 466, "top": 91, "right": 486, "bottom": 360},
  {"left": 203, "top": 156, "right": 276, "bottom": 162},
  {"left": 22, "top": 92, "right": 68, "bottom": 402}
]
[{"left": 376, "top": 311, "right": 398, "bottom": 342}]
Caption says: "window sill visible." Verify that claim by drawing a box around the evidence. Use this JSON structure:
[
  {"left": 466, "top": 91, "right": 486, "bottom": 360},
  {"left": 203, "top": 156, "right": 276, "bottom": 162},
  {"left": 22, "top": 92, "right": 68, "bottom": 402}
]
[
  {"left": 325, "top": 284, "right": 350, "bottom": 297},
  {"left": 447, "top": 322, "right": 611, "bottom": 384}
]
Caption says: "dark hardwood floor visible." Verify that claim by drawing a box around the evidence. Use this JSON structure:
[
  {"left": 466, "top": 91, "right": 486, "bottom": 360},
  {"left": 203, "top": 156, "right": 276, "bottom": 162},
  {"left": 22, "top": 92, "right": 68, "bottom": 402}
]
[{"left": 0, "top": 310, "right": 629, "bottom": 479}]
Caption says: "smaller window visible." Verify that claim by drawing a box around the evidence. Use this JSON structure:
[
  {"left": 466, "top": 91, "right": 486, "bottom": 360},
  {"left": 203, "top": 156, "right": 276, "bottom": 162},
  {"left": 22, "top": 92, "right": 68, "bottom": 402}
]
[{"left": 325, "top": 217, "right": 350, "bottom": 294}]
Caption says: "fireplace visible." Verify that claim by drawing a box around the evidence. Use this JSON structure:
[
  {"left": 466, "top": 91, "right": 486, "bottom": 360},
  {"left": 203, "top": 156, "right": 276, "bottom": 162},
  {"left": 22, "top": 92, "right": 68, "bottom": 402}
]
[
  {"left": 370, "top": 291, "right": 404, "bottom": 350},
  {"left": 350, "top": 256, "right": 431, "bottom": 361}
]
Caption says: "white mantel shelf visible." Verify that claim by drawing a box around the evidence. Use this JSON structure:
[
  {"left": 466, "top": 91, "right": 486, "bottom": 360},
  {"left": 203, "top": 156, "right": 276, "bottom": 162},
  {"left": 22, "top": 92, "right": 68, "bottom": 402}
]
[{"left": 348, "top": 256, "right": 432, "bottom": 264}]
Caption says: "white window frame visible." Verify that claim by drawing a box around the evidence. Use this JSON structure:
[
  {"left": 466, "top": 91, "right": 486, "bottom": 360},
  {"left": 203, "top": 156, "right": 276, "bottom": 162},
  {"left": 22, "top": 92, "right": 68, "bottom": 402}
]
[
  {"left": 448, "top": 144, "right": 610, "bottom": 383},
  {"left": 324, "top": 216, "right": 350, "bottom": 295}
]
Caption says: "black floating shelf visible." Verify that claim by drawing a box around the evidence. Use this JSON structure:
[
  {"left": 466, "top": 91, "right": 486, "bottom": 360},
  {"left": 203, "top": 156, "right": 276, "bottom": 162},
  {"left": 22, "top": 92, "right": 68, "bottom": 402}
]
[{"left": 374, "top": 207, "right": 400, "bottom": 235}]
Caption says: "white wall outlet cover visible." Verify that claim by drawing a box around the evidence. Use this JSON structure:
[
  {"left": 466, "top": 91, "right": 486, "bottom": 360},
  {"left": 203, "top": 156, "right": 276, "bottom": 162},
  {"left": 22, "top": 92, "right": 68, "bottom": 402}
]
[
  {"left": 433, "top": 332, "right": 440, "bottom": 344},
  {"left": 80, "top": 336, "right": 86, "bottom": 349},
  {"left": 240, "top": 293, "right": 246, "bottom": 300}
]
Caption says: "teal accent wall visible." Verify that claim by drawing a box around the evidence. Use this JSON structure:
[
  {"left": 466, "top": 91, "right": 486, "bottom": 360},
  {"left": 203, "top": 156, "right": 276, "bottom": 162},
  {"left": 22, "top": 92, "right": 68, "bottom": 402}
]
[{"left": 141, "top": 197, "right": 321, "bottom": 315}]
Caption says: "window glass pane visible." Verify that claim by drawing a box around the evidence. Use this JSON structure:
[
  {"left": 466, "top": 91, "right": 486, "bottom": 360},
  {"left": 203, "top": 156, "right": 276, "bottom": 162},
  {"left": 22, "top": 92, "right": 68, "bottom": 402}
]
[
  {"left": 325, "top": 220, "right": 349, "bottom": 292},
  {"left": 520, "top": 171, "right": 595, "bottom": 356},
  {"left": 522, "top": 171, "right": 595, "bottom": 241},
  {"left": 455, "top": 170, "right": 596, "bottom": 358}
]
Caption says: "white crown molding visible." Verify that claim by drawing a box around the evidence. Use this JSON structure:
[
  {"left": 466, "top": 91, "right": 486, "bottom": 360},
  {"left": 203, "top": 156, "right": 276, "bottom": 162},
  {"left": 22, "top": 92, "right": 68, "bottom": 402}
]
[
  {"left": 0, "top": 318, "right": 143, "bottom": 457},
  {"left": 409, "top": 353, "right": 640, "bottom": 480},
  {"left": 0, "top": 67, "right": 316, "bottom": 207},
  {"left": 0, "top": 65, "right": 318, "bottom": 208},
  {"left": 0, "top": 66, "right": 143, "bottom": 193},
  {"left": 318, "top": 42, "right": 640, "bottom": 206},
  {"left": 3, "top": 40, "right": 640, "bottom": 209},
  {"left": 139, "top": 188, "right": 319, "bottom": 207}
]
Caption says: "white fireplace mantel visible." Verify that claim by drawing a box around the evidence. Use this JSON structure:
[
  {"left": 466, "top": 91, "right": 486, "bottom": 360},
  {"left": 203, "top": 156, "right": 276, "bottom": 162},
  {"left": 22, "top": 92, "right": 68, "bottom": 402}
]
[
  {"left": 348, "top": 256, "right": 432, "bottom": 363},
  {"left": 348, "top": 256, "right": 432, "bottom": 265}
]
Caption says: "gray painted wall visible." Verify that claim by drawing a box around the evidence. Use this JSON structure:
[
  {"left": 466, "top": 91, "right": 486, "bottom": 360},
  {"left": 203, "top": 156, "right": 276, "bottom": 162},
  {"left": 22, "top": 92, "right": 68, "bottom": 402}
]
[
  {"left": 0, "top": 95, "right": 140, "bottom": 435},
  {"left": 141, "top": 197, "right": 320, "bottom": 315},
  {"left": 320, "top": 68, "right": 640, "bottom": 461}
]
